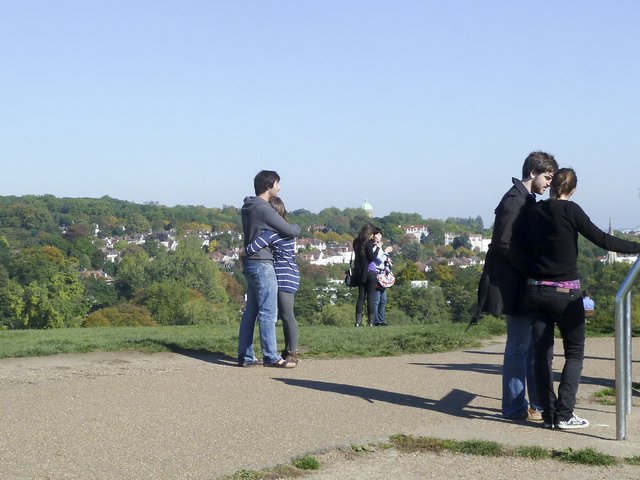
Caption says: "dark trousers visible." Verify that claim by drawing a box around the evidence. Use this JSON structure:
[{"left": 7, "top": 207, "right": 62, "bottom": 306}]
[
  {"left": 278, "top": 291, "right": 298, "bottom": 354},
  {"left": 524, "top": 285, "right": 585, "bottom": 424},
  {"left": 356, "top": 272, "right": 378, "bottom": 323}
]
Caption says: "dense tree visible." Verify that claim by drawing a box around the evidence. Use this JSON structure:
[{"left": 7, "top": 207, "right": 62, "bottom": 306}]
[
  {"left": 83, "top": 277, "right": 119, "bottom": 312},
  {"left": 133, "top": 281, "right": 191, "bottom": 325},
  {"left": 388, "top": 283, "right": 450, "bottom": 323},
  {"left": 395, "top": 262, "right": 427, "bottom": 283},
  {"left": 149, "top": 236, "right": 229, "bottom": 303},
  {"left": 6, "top": 246, "right": 86, "bottom": 328},
  {"left": 126, "top": 213, "right": 151, "bottom": 234},
  {"left": 452, "top": 235, "right": 472, "bottom": 250},
  {"left": 425, "top": 222, "right": 445, "bottom": 245},
  {"left": 114, "top": 247, "right": 150, "bottom": 298}
]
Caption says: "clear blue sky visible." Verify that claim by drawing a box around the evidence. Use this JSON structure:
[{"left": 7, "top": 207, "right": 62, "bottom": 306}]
[{"left": 2, "top": 1, "right": 639, "bottom": 230}]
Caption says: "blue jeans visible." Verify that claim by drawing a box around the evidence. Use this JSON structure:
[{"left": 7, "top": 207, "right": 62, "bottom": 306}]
[
  {"left": 502, "top": 315, "right": 541, "bottom": 417},
  {"left": 372, "top": 288, "right": 387, "bottom": 324},
  {"left": 238, "top": 260, "right": 280, "bottom": 365}
]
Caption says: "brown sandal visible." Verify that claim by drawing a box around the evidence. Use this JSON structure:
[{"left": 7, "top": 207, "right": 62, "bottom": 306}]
[{"left": 265, "top": 358, "right": 296, "bottom": 368}]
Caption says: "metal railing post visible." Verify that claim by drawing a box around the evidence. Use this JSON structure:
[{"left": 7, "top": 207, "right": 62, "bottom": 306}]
[
  {"left": 625, "top": 293, "right": 632, "bottom": 415},
  {"left": 614, "top": 257, "right": 640, "bottom": 440}
]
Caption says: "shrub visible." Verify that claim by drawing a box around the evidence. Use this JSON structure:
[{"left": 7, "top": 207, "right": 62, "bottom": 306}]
[
  {"left": 181, "top": 298, "right": 239, "bottom": 325},
  {"left": 82, "top": 303, "right": 157, "bottom": 327}
]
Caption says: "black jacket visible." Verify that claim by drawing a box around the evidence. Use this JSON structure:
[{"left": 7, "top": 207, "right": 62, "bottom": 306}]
[
  {"left": 476, "top": 178, "right": 534, "bottom": 317},
  {"left": 352, "top": 239, "right": 378, "bottom": 286},
  {"left": 521, "top": 199, "right": 640, "bottom": 281}
]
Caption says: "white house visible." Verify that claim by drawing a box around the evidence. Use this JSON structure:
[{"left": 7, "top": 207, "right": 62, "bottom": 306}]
[{"left": 403, "top": 225, "right": 429, "bottom": 240}]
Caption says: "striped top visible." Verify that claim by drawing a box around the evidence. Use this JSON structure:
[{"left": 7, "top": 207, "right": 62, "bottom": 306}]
[{"left": 246, "top": 229, "right": 299, "bottom": 294}]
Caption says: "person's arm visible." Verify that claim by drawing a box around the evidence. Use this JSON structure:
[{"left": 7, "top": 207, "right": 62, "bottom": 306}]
[
  {"left": 365, "top": 242, "right": 378, "bottom": 263},
  {"left": 491, "top": 194, "right": 523, "bottom": 255},
  {"left": 260, "top": 203, "right": 301, "bottom": 237},
  {"left": 245, "top": 230, "right": 278, "bottom": 256},
  {"left": 493, "top": 194, "right": 531, "bottom": 273},
  {"left": 573, "top": 203, "right": 640, "bottom": 254}
]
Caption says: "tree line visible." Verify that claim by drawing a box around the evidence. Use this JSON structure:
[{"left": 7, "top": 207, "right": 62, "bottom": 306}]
[{"left": 1, "top": 194, "right": 637, "bottom": 331}]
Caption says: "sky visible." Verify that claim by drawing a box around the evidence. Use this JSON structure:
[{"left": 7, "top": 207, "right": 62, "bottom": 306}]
[{"left": 2, "top": 1, "right": 639, "bottom": 230}]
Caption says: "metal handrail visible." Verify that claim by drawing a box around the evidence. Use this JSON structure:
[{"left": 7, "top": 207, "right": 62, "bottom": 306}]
[{"left": 614, "top": 257, "right": 640, "bottom": 440}]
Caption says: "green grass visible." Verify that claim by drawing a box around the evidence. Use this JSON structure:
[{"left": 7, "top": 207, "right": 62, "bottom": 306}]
[
  {"left": 554, "top": 447, "right": 617, "bottom": 466},
  {"left": 291, "top": 455, "right": 320, "bottom": 470},
  {"left": 390, "top": 435, "right": 628, "bottom": 467},
  {"left": 514, "top": 445, "right": 551, "bottom": 460},
  {"left": 456, "top": 440, "right": 503, "bottom": 456},
  {"left": 390, "top": 435, "right": 506, "bottom": 456},
  {"left": 0, "top": 319, "right": 504, "bottom": 360},
  {"left": 224, "top": 435, "right": 637, "bottom": 479},
  {"left": 592, "top": 387, "right": 617, "bottom": 405},
  {"left": 390, "top": 434, "right": 462, "bottom": 453},
  {"left": 220, "top": 456, "right": 318, "bottom": 479}
]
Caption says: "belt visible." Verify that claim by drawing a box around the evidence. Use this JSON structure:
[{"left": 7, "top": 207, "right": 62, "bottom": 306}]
[
  {"left": 528, "top": 284, "right": 574, "bottom": 293},
  {"left": 527, "top": 279, "right": 581, "bottom": 289}
]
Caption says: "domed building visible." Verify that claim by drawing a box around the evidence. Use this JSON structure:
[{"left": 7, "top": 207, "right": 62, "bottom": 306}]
[{"left": 361, "top": 198, "right": 373, "bottom": 218}]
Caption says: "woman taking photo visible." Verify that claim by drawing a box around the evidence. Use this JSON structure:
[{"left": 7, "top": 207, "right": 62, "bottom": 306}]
[
  {"left": 371, "top": 230, "right": 393, "bottom": 326},
  {"left": 520, "top": 168, "right": 640, "bottom": 429}
]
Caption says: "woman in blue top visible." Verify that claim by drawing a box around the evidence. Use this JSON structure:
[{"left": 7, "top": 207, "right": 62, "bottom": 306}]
[
  {"left": 371, "top": 231, "right": 393, "bottom": 326},
  {"left": 245, "top": 196, "right": 300, "bottom": 363}
]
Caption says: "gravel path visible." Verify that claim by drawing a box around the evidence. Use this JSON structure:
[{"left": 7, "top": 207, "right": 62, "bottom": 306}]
[{"left": 0, "top": 337, "right": 638, "bottom": 479}]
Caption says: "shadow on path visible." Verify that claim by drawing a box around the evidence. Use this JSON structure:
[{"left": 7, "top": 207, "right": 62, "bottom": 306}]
[
  {"left": 273, "top": 378, "right": 502, "bottom": 420},
  {"left": 148, "top": 341, "right": 237, "bottom": 366},
  {"left": 413, "top": 360, "right": 632, "bottom": 394}
]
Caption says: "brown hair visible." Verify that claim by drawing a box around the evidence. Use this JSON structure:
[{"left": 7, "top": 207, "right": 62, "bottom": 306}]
[
  {"left": 550, "top": 167, "right": 577, "bottom": 199},
  {"left": 269, "top": 196, "right": 286, "bottom": 219},
  {"left": 354, "top": 223, "right": 382, "bottom": 255},
  {"left": 522, "top": 151, "right": 558, "bottom": 178}
]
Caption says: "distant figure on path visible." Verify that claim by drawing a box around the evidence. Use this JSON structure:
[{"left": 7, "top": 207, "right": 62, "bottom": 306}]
[
  {"left": 238, "top": 170, "right": 300, "bottom": 368},
  {"left": 474, "top": 151, "right": 558, "bottom": 422}
]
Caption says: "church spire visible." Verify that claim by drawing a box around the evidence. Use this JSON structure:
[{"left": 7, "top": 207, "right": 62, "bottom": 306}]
[{"left": 605, "top": 217, "right": 617, "bottom": 265}]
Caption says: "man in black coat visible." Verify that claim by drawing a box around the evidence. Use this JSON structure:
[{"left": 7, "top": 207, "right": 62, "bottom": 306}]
[{"left": 475, "top": 151, "right": 558, "bottom": 420}]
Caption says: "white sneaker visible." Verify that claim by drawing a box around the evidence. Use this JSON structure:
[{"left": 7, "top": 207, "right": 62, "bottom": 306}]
[{"left": 557, "top": 413, "right": 589, "bottom": 429}]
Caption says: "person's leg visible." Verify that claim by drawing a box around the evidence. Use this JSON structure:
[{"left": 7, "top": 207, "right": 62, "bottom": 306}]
[
  {"left": 502, "top": 315, "right": 535, "bottom": 417},
  {"left": 253, "top": 262, "right": 280, "bottom": 365},
  {"left": 377, "top": 288, "right": 387, "bottom": 325},
  {"left": 278, "top": 291, "right": 298, "bottom": 355},
  {"left": 525, "top": 331, "right": 542, "bottom": 412},
  {"left": 365, "top": 272, "right": 377, "bottom": 326},
  {"left": 554, "top": 292, "right": 586, "bottom": 422},
  {"left": 371, "top": 289, "right": 381, "bottom": 325},
  {"left": 238, "top": 263, "right": 259, "bottom": 365},
  {"left": 355, "top": 285, "right": 365, "bottom": 326},
  {"left": 531, "top": 314, "right": 556, "bottom": 425}
]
